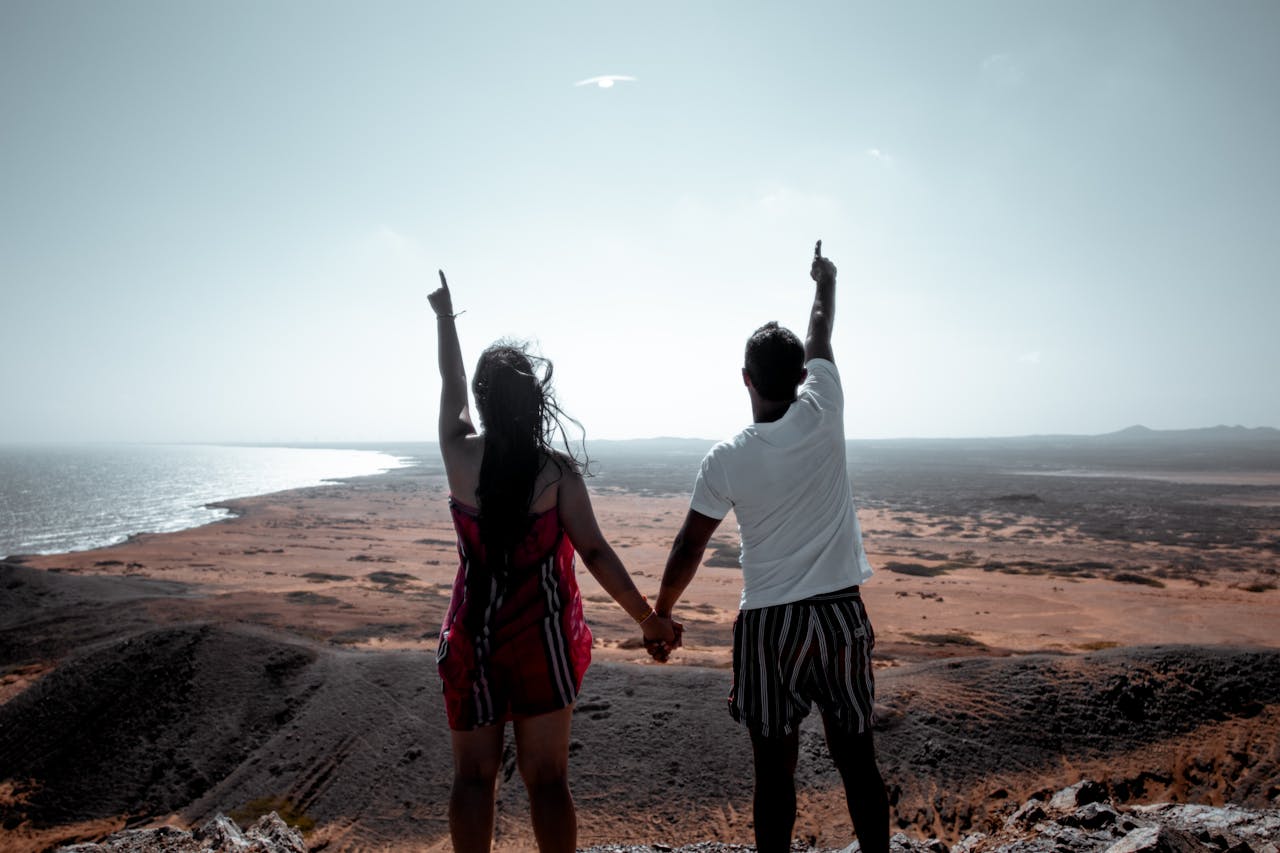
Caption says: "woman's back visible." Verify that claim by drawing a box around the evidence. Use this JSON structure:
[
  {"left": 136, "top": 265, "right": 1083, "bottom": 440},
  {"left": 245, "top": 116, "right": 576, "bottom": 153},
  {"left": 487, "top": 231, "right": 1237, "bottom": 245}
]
[{"left": 443, "top": 435, "right": 565, "bottom": 516}]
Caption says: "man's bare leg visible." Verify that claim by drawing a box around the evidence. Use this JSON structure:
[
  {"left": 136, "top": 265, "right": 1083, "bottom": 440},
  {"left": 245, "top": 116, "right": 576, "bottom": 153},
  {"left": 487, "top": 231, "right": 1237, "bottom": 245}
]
[
  {"left": 822, "top": 712, "right": 889, "bottom": 853},
  {"left": 750, "top": 728, "right": 801, "bottom": 853}
]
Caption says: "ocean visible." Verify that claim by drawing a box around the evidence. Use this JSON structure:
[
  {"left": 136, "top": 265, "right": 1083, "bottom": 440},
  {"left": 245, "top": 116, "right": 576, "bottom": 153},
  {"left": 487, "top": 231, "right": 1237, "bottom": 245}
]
[{"left": 0, "top": 444, "right": 409, "bottom": 558}]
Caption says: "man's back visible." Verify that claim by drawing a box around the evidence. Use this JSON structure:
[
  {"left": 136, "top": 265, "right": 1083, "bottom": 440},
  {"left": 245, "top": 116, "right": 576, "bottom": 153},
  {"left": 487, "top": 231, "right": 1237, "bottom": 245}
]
[{"left": 691, "top": 357, "right": 873, "bottom": 608}]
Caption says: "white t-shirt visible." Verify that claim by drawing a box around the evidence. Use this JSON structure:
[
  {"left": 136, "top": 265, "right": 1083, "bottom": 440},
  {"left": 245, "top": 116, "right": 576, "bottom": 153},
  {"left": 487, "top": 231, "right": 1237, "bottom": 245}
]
[{"left": 690, "top": 358, "right": 874, "bottom": 610}]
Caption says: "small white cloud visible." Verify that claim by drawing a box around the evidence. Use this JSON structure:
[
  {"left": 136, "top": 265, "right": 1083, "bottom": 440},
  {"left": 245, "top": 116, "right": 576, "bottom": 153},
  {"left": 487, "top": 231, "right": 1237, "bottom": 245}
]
[
  {"left": 574, "top": 75, "right": 637, "bottom": 89},
  {"left": 866, "top": 148, "right": 892, "bottom": 164},
  {"left": 1017, "top": 350, "right": 1042, "bottom": 365}
]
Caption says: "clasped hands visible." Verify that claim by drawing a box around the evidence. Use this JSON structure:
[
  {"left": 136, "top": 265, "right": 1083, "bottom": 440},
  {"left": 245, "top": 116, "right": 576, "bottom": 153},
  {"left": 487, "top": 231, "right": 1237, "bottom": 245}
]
[{"left": 640, "top": 610, "right": 683, "bottom": 663}]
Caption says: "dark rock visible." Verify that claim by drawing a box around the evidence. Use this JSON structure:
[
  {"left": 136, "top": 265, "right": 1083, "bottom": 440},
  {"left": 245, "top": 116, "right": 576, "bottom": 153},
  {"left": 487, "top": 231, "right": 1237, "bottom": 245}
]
[
  {"left": 890, "top": 832, "right": 929, "bottom": 853},
  {"left": 1007, "top": 798, "right": 1048, "bottom": 829},
  {"left": 241, "top": 813, "right": 306, "bottom": 853},
  {"left": 1050, "top": 780, "right": 1110, "bottom": 811},
  {"left": 57, "top": 812, "right": 305, "bottom": 853},
  {"left": 191, "top": 814, "right": 242, "bottom": 848},
  {"left": 1129, "top": 803, "right": 1280, "bottom": 852},
  {"left": 951, "top": 834, "right": 987, "bottom": 853},
  {"left": 1103, "top": 825, "right": 1208, "bottom": 853},
  {"left": 1061, "top": 802, "right": 1122, "bottom": 831}
]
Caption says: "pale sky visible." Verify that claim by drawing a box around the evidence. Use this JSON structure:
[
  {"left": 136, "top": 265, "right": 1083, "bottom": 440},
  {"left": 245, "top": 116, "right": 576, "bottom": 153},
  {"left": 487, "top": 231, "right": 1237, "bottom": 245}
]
[{"left": 2, "top": 1, "right": 1278, "bottom": 443}]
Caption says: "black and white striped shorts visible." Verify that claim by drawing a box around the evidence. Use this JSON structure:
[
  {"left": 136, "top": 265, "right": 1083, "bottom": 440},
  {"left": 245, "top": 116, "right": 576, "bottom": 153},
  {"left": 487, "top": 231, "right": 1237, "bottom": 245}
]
[{"left": 729, "top": 585, "right": 875, "bottom": 737}]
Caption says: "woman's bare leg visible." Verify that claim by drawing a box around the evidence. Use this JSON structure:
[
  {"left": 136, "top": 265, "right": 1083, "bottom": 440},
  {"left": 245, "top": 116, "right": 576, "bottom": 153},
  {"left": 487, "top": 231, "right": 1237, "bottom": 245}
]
[
  {"left": 513, "top": 706, "right": 576, "bottom": 853},
  {"left": 450, "top": 724, "right": 505, "bottom": 853}
]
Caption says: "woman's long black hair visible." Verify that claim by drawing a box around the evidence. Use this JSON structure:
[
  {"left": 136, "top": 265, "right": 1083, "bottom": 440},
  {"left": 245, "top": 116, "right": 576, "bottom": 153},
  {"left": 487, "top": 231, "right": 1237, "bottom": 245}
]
[{"left": 466, "top": 341, "right": 585, "bottom": 622}]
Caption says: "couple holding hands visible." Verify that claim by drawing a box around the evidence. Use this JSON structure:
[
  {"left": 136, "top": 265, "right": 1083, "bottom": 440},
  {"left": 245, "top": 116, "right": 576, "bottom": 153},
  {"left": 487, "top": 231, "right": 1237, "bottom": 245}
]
[{"left": 429, "top": 243, "right": 888, "bottom": 853}]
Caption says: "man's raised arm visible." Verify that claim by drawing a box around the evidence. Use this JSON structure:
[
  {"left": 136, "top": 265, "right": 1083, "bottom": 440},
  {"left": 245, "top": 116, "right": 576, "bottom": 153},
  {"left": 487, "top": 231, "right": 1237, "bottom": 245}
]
[{"left": 805, "top": 239, "right": 837, "bottom": 363}]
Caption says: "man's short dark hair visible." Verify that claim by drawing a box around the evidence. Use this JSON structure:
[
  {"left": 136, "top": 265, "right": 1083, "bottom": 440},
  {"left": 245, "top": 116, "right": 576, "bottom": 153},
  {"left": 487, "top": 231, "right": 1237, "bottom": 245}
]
[{"left": 744, "top": 322, "right": 804, "bottom": 402}]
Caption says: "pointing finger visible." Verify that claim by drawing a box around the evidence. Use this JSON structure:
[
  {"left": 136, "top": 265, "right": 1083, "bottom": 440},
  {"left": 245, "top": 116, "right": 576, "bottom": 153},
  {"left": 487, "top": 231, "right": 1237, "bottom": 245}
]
[
  {"left": 814, "top": 239, "right": 822, "bottom": 259},
  {"left": 438, "top": 269, "right": 449, "bottom": 290}
]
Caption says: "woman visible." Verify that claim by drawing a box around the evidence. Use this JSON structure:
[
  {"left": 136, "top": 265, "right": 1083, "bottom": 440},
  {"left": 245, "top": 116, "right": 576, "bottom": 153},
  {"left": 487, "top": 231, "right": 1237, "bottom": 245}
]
[{"left": 428, "top": 271, "right": 679, "bottom": 853}]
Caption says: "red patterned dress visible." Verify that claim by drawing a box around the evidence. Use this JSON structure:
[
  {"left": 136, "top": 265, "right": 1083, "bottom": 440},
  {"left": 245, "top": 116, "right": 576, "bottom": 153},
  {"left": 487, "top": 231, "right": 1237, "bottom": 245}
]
[{"left": 436, "top": 499, "right": 593, "bottom": 730}]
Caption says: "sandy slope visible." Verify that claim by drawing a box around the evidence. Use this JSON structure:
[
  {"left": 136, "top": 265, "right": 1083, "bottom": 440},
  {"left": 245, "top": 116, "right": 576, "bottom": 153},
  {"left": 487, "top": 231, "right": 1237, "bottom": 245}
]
[{"left": 2, "top": 573, "right": 1277, "bottom": 851}]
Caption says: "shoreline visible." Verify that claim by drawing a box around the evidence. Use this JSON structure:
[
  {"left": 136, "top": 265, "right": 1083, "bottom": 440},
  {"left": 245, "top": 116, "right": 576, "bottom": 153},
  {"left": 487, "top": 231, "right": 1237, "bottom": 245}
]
[
  {"left": 10, "top": 458, "right": 1278, "bottom": 665},
  {"left": 0, "top": 444, "right": 417, "bottom": 561}
]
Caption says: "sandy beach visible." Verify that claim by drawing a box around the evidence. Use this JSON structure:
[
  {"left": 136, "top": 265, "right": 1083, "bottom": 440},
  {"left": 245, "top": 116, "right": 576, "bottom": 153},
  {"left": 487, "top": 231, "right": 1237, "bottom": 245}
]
[{"left": 2, "top": 455, "right": 1279, "bottom": 851}]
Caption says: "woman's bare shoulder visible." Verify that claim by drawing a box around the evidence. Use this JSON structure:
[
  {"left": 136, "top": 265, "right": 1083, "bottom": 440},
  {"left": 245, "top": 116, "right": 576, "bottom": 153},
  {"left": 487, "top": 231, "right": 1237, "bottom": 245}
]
[
  {"left": 544, "top": 449, "right": 582, "bottom": 477},
  {"left": 527, "top": 450, "right": 579, "bottom": 513}
]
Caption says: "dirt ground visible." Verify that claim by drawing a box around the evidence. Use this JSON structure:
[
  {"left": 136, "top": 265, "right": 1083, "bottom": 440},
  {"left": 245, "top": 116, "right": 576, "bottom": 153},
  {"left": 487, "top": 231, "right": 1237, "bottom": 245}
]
[{"left": 2, "top": 454, "right": 1278, "bottom": 851}]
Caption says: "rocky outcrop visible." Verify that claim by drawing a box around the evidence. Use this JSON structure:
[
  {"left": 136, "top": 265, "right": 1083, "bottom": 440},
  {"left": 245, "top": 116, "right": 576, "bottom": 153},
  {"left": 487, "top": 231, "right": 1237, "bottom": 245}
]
[
  {"left": 51, "top": 784, "right": 1280, "bottom": 853},
  {"left": 578, "top": 781, "right": 1280, "bottom": 853},
  {"left": 895, "top": 781, "right": 1279, "bottom": 853},
  {"left": 58, "top": 813, "right": 305, "bottom": 853}
]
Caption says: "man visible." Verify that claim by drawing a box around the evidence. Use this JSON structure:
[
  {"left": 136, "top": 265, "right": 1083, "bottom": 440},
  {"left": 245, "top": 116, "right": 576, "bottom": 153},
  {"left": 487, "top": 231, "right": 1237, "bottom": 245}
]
[{"left": 654, "top": 242, "right": 889, "bottom": 853}]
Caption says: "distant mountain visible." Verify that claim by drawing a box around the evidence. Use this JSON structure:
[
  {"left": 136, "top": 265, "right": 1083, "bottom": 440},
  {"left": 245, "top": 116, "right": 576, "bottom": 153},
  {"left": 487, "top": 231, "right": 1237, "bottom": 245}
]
[
  {"left": 231, "top": 429, "right": 1280, "bottom": 478},
  {"left": 844, "top": 425, "right": 1280, "bottom": 473},
  {"left": 585, "top": 429, "right": 1280, "bottom": 477},
  {"left": 1107, "top": 424, "right": 1157, "bottom": 437},
  {"left": 1096, "top": 425, "right": 1280, "bottom": 443}
]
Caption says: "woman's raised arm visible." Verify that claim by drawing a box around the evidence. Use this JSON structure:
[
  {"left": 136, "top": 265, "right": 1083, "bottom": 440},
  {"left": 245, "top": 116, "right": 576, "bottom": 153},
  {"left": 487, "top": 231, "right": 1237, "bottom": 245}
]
[{"left": 429, "top": 270, "right": 476, "bottom": 447}]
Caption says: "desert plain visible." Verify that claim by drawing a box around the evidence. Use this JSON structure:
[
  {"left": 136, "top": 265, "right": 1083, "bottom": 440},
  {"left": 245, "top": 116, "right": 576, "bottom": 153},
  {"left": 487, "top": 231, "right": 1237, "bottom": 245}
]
[{"left": 2, "top": 430, "right": 1278, "bottom": 851}]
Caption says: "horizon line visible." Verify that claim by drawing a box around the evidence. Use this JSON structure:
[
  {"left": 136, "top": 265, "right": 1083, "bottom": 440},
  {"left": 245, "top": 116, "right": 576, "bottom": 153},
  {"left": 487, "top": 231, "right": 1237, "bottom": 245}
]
[{"left": 3, "top": 424, "right": 1278, "bottom": 448}]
